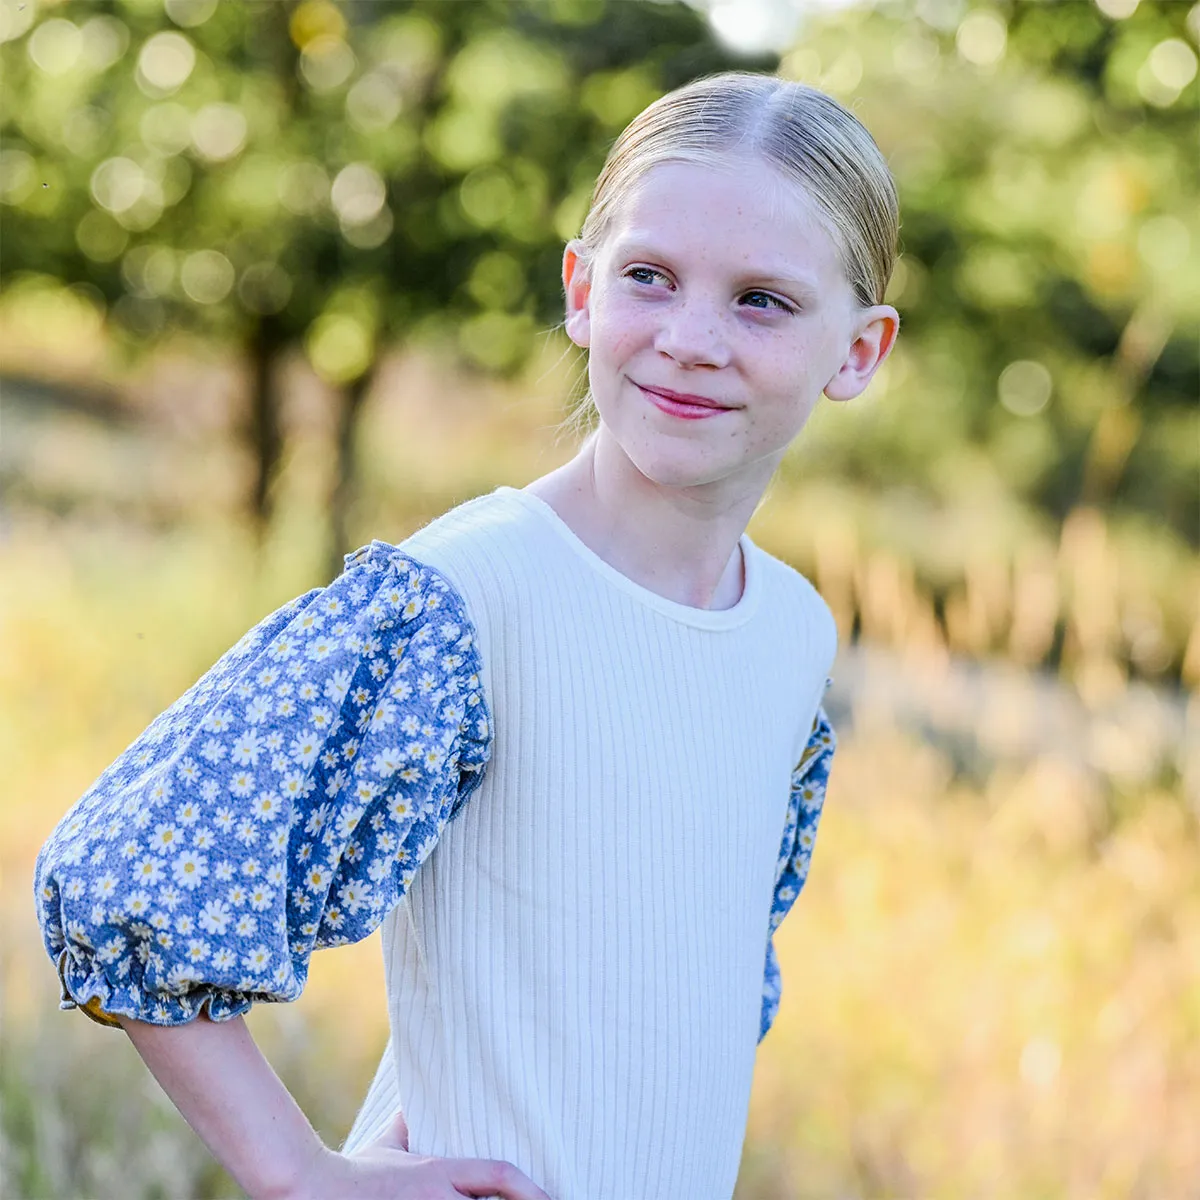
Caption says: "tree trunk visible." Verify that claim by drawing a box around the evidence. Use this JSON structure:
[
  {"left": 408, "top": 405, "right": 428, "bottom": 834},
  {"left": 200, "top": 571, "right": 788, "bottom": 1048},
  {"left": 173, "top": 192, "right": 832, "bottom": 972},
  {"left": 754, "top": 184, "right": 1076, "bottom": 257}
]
[
  {"left": 247, "top": 314, "right": 285, "bottom": 535},
  {"left": 328, "top": 364, "right": 374, "bottom": 582}
]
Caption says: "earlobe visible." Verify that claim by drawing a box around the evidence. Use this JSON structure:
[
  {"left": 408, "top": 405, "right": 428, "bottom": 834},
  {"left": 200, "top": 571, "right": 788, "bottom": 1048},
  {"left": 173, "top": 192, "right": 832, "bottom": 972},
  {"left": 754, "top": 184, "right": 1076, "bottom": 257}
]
[
  {"left": 823, "top": 304, "right": 900, "bottom": 402},
  {"left": 562, "top": 241, "right": 592, "bottom": 349}
]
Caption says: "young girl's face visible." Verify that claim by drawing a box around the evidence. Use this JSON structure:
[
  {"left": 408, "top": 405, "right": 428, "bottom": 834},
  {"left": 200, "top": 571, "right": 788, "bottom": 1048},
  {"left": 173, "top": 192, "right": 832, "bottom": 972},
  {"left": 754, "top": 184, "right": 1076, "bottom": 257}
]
[{"left": 563, "top": 155, "right": 896, "bottom": 502}]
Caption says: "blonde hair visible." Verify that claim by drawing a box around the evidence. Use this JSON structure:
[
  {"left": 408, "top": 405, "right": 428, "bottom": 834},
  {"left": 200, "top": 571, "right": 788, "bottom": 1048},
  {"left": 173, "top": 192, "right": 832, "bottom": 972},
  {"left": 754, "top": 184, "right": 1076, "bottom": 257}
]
[{"left": 559, "top": 70, "right": 899, "bottom": 441}]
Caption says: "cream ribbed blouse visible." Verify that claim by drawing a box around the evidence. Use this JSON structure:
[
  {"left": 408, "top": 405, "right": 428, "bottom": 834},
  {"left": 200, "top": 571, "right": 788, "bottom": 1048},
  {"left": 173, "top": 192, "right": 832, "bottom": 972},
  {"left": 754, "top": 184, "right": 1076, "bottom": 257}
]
[{"left": 341, "top": 486, "right": 837, "bottom": 1199}]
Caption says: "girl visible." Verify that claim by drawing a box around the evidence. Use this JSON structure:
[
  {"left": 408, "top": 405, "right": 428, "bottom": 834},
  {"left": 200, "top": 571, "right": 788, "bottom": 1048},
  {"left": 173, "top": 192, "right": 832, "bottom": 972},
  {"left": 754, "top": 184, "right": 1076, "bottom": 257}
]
[{"left": 34, "top": 70, "right": 898, "bottom": 1200}]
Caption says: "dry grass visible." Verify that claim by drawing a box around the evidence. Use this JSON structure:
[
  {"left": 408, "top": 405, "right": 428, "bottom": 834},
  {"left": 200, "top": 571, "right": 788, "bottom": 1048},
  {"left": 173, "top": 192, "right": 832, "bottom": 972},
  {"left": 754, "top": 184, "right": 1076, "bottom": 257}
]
[{"left": 2, "top": 348, "right": 1196, "bottom": 1198}]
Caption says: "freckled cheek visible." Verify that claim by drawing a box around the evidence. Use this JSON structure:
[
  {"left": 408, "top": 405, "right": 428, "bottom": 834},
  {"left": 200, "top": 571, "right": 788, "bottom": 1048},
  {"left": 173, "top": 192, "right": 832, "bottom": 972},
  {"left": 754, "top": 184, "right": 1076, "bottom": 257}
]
[{"left": 589, "top": 309, "right": 650, "bottom": 363}]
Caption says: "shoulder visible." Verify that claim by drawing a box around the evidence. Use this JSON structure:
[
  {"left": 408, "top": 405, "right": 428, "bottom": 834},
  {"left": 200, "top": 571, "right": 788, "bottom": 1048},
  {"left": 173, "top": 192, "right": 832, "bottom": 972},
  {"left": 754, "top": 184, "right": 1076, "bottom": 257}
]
[
  {"left": 367, "top": 488, "right": 544, "bottom": 628},
  {"left": 749, "top": 543, "right": 838, "bottom": 665}
]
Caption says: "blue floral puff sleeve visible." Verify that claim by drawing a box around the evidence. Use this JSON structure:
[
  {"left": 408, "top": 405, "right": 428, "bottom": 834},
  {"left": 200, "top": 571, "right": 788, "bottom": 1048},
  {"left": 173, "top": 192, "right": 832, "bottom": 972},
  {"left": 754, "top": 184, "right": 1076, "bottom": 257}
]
[
  {"left": 33, "top": 542, "right": 492, "bottom": 1029},
  {"left": 759, "top": 696, "right": 836, "bottom": 1042}
]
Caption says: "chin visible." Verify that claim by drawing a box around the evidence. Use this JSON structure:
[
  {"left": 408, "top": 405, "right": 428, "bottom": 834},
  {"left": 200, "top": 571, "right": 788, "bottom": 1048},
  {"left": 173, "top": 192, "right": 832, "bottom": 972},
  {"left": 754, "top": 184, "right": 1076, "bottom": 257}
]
[{"left": 621, "top": 438, "right": 742, "bottom": 490}]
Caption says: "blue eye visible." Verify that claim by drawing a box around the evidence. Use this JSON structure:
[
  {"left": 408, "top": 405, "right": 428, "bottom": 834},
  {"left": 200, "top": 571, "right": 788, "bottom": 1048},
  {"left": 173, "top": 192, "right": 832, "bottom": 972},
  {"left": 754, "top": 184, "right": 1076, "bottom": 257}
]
[
  {"left": 741, "top": 290, "right": 795, "bottom": 314},
  {"left": 626, "top": 266, "right": 670, "bottom": 286}
]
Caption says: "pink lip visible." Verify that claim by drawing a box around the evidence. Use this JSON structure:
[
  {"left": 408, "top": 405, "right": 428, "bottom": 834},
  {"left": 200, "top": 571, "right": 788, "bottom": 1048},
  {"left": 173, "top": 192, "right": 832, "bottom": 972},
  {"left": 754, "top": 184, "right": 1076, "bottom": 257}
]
[{"left": 636, "top": 383, "right": 734, "bottom": 420}]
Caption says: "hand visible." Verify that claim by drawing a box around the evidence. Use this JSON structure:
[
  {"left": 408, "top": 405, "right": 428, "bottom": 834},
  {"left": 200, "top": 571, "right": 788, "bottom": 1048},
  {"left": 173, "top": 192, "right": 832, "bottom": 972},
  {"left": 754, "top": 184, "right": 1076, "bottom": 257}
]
[{"left": 281, "top": 1112, "right": 552, "bottom": 1200}]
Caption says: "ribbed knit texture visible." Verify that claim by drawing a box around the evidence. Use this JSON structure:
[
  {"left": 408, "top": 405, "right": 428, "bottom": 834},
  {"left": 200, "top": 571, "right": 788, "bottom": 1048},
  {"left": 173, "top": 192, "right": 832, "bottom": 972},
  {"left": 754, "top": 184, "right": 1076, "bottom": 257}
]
[{"left": 341, "top": 486, "right": 836, "bottom": 1199}]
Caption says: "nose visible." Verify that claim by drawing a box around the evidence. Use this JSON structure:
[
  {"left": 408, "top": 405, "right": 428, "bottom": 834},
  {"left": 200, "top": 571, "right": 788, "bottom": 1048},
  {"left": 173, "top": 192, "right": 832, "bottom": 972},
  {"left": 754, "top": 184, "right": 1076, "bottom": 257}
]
[{"left": 652, "top": 297, "right": 731, "bottom": 370}]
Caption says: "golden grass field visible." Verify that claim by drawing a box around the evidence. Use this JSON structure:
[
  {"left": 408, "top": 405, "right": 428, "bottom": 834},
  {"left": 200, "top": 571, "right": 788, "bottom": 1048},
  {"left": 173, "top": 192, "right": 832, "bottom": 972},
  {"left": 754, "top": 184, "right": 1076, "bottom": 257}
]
[{"left": 2, "top": 345, "right": 1198, "bottom": 1199}]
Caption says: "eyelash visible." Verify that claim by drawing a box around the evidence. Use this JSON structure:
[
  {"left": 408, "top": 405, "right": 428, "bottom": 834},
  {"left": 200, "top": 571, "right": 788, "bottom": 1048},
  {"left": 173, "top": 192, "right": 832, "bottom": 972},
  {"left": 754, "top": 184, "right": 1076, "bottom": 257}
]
[{"left": 624, "top": 267, "right": 796, "bottom": 315}]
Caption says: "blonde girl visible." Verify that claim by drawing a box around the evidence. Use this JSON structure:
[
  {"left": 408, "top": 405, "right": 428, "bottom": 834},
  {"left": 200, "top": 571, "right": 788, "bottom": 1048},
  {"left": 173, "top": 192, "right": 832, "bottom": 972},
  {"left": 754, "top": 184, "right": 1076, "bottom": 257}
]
[{"left": 35, "top": 70, "right": 899, "bottom": 1200}]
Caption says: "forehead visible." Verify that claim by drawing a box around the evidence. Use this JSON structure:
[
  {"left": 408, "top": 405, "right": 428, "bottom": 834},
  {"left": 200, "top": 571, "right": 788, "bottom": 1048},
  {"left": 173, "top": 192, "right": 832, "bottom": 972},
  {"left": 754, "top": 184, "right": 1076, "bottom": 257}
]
[{"left": 602, "top": 157, "right": 845, "bottom": 280}]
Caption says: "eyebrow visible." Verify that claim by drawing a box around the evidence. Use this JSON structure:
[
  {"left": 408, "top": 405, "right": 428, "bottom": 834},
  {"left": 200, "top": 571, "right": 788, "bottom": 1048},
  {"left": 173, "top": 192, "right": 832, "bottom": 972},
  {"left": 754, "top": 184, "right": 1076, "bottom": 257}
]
[{"left": 611, "top": 237, "right": 823, "bottom": 297}]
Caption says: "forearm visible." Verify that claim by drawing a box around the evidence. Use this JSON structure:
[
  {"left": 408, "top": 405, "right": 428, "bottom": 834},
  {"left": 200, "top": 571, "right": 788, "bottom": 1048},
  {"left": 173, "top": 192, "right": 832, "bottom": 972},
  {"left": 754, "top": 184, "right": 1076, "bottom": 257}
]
[{"left": 117, "top": 1010, "right": 328, "bottom": 1200}]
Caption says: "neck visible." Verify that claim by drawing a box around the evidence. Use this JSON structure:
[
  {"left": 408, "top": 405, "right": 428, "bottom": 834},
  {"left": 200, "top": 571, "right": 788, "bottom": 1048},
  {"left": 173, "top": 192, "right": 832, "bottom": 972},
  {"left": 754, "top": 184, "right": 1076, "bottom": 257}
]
[{"left": 525, "top": 428, "right": 765, "bottom": 611}]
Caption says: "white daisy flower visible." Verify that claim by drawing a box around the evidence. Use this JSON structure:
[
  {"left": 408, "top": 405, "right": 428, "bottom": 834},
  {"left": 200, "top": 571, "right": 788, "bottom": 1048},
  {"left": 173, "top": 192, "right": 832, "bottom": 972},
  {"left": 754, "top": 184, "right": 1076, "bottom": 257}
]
[
  {"left": 199, "top": 899, "right": 231, "bottom": 935},
  {"left": 199, "top": 738, "right": 226, "bottom": 764},
  {"left": 252, "top": 791, "right": 281, "bottom": 821},
  {"left": 230, "top": 731, "right": 263, "bottom": 768},
  {"left": 304, "top": 864, "right": 331, "bottom": 892},
  {"left": 371, "top": 747, "right": 403, "bottom": 776},
  {"left": 368, "top": 698, "right": 396, "bottom": 732},
  {"left": 202, "top": 709, "right": 233, "bottom": 734},
  {"left": 306, "top": 637, "right": 336, "bottom": 663},
  {"left": 290, "top": 731, "right": 320, "bottom": 768},
  {"left": 341, "top": 881, "right": 373, "bottom": 914},
  {"left": 279, "top": 771, "right": 307, "bottom": 801},
  {"left": 167, "top": 962, "right": 203, "bottom": 989},
  {"left": 150, "top": 824, "right": 180, "bottom": 853},
  {"left": 97, "top": 935, "right": 126, "bottom": 964},
  {"left": 245, "top": 946, "right": 271, "bottom": 974},
  {"left": 172, "top": 851, "right": 208, "bottom": 890},
  {"left": 352, "top": 780, "right": 379, "bottom": 807},
  {"left": 186, "top": 938, "right": 210, "bottom": 963},
  {"left": 269, "top": 635, "right": 296, "bottom": 660},
  {"left": 336, "top": 809, "right": 363, "bottom": 839}
]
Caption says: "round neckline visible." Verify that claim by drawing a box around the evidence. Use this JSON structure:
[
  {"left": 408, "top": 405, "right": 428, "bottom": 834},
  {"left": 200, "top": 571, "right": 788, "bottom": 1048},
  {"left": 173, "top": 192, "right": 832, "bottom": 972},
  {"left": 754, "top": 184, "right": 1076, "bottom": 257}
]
[{"left": 495, "top": 485, "right": 762, "bottom": 630}]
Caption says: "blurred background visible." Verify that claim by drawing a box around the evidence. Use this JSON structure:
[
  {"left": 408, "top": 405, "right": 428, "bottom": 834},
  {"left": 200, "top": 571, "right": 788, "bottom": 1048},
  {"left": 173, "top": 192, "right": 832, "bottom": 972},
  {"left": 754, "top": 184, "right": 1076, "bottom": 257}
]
[{"left": 1, "top": 0, "right": 1197, "bottom": 1196}]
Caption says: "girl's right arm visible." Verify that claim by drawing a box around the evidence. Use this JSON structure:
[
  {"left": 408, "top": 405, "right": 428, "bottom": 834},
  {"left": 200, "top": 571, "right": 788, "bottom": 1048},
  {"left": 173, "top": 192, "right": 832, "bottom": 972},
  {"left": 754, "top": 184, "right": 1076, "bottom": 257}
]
[
  {"left": 36, "top": 551, "right": 531, "bottom": 1193},
  {"left": 118, "top": 1011, "right": 550, "bottom": 1200}
]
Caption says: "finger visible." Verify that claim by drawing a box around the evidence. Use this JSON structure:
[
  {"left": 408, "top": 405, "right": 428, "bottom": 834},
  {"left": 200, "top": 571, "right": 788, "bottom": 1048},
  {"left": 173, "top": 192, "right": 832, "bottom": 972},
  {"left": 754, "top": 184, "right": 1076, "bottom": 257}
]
[{"left": 447, "top": 1156, "right": 551, "bottom": 1200}]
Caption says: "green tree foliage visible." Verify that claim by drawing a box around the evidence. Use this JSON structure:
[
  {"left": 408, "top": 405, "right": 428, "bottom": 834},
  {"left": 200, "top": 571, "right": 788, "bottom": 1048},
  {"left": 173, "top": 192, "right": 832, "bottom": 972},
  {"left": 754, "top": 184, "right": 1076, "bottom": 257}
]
[
  {"left": 0, "top": 0, "right": 756, "bottom": 559},
  {"left": 777, "top": 0, "right": 1198, "bottom": 542},
  {"left": 1, "top": 0, "right": 1196, "bottom": 676}
]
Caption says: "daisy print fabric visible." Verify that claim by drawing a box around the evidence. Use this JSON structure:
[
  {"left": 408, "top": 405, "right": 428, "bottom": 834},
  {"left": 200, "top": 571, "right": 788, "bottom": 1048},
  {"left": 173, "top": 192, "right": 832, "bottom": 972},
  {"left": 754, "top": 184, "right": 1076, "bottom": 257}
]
[
  {"left": 760, "top": 702, "right": 836, "bottom": 1042},
  {"left": 34, "top": 542, "right": 492, "bottom": 1028}
]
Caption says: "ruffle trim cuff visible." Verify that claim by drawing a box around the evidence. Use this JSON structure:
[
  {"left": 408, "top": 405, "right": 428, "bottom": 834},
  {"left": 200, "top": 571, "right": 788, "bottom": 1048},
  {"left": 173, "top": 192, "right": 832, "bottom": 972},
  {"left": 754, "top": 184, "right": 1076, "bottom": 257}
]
[{"left": 55, "top": 946, "right": 267, "bottom": 1029}]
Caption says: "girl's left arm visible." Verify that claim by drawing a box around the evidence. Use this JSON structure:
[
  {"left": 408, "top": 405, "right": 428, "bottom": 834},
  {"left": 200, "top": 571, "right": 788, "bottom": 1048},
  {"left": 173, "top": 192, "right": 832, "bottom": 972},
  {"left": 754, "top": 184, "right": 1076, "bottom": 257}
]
[{"left": 758, "top": 700, "right": 837, "bottom": 1042}]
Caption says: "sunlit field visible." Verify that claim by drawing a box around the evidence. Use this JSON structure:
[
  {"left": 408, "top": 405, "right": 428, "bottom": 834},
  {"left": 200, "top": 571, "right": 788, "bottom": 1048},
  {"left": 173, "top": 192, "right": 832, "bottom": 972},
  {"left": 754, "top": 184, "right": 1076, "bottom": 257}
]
[
  {"left": 2, "top": 339, "right": 1197, "bottom": 1199},
  {"left": 3, "top": 0, "right": 1198, "bottom": 1193}
]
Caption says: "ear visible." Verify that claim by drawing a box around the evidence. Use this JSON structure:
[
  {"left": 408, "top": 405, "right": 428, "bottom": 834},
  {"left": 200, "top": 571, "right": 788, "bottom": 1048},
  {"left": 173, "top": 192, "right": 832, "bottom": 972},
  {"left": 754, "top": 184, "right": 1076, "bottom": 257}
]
[
  {"left": 823, "top": 304, "right": 900, "bottom": 402},
  {"left": 562, "top": 240, "right": 592, "bottom": 349}
]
